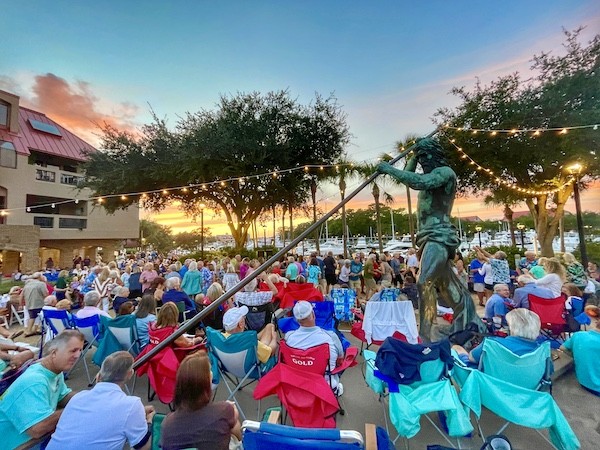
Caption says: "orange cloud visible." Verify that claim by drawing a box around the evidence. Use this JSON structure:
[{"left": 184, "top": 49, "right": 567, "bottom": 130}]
[{"left": 0, "top": 73, "right": 141, "bottom": 146}]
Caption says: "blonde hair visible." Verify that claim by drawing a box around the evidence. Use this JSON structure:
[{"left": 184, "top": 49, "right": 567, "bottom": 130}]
[
  {"left": 543, "top": 258, "right": 567, "bottom": 281},
  {"left": 98, "top": 267, "right": 110, "bottom": 283}
]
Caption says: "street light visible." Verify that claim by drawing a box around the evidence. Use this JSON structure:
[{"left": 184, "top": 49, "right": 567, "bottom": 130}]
[
  {"left": 199, "top": 203, "right": 206, "bottom": 260},
  {"left": 567, "top": 164, "right": 588, "bottom": 267},
  {"left": 475, "top": 225, "right": 482, "bottom": 247},
  {"left": 517, "top": 223, "right": 525, "bottom": 252},
  {"left": 262, "top": 224, "right": 267, "bottom": 248}
]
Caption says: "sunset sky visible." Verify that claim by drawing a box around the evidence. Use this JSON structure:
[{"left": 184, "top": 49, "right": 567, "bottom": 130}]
[{"left": 3, "top": 1, "right": 598, "bottom": 235}]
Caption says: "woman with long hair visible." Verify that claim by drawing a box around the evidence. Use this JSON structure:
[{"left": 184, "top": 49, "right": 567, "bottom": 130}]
[
  {"left": 562, "top": 252, "right": 588, "bottom": 291},
  {"left": 134, "top": 294, "right": 157, "bottom": 348},
  {"left": 160, "top": 352, "right": 241, "bottom": 450},
  {"left": 535, "top": 257, "right": 566, "bottom": 297}
]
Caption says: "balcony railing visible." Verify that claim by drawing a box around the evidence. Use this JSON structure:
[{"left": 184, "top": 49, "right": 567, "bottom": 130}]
[
  {"left": 35, "top": 169, "right": 55, "bottom": 182},
  {"left": 33, "top": 216, "right": 54, "bottom": 228},
  {"left": 59, "top": 218, "right": 87, "bottom": 229},
  {"left": 60, "top": 173, "right": 84, "bottom": 186}
]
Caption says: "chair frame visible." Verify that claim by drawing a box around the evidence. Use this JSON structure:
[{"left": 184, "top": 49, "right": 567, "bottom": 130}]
[
  {"left": 528, "top": 294, "right": 568, "bottom": 344},
  {"left": 70, "top": 314, "right": 102, "bottom": 386},
  {"left": 39, "top": 309, "right": 75, "bottom": 357}
]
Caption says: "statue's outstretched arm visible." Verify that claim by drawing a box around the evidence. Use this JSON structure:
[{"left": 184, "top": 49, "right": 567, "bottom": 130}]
[{"left": 378, "top": 163, "right": 451, "bottom": 191}]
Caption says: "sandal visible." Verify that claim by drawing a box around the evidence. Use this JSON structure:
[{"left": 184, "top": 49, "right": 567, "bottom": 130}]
[{"left": 8, "top": 330, "right": 24, "bottom": 340}]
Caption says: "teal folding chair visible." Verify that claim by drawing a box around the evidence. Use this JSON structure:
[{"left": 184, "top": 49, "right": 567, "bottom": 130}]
[
  {"left": 92, "top": 315, "right": 141, "bottom": 367},
  {"left": 457, "top": 339, "right": 580, "bottom": 450},
  {"left": 205, "top": 326, "right": 275, "bottom": 421},
  {"left": 364, "top": 340, "right": 473, "bottom": 450}
]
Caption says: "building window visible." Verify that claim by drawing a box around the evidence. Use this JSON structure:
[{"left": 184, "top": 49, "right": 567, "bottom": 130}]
[
  {"left": 60, "top": 173, "right": 84, "bottom": 186},
  {"left": 59, "top": 218, "right": 87, "bottom": 229},
  {"left": 33, "top": 216, "right": 54, "bottom": 228},
  {"left": 0, "top": 141, "right": 17, "bottom": 168},
  {"left": 36, "top": 169, "right": 56, "bottom": 182},
  {"left": 0, "top": 102, "right": 9, "bottom": 128}
]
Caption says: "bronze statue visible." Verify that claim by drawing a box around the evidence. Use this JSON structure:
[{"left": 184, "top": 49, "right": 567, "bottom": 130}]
[{"left": 378, "top": 138, "right": 483, "bottom": 341}]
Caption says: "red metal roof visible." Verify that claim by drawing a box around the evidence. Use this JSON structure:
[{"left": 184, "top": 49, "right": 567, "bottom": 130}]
[{"left": 0, "top": 107, "right": 95, "bottom": 162}]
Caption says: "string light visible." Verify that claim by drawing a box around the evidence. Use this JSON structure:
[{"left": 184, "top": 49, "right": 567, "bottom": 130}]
[
  {"left": 442, "top": 133, "right": 574, "bottom": 196},
  {"left": 445, "top": 122, "right": 599, "bottom": 135}
]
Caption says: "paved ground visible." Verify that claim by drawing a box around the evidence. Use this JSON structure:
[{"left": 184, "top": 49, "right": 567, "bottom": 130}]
[{"left": 6, "top": 301, "right": 598, "bottom": 450}]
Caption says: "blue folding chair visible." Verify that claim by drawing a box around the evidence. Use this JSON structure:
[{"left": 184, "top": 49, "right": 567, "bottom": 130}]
[
  {"left": 71, "top": 315, "right": 103, "bottom": 385},
  {"left": 364, "top": 339, "right": 473, "bottom": 449},
  {"left": 242, "top": 420, "right": 381, "bottom": 450},
  {"left": 205, "top": 326, "right": 275, "bottom": 421},
  {"left": 39, "top": 309, "right": 74, "bottom": 356},
  {"left": 329, "top": 288, "right": 356, "bottom": 321},
  {"left": 378, "top": 288, "right": 400, "bottom": 302}
]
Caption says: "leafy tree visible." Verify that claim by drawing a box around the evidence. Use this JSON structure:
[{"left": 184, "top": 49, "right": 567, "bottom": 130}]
[
  {"left": 140, "top": 219, "right": 173, "bottom": 253},
  {"left": 83, "top": 91, "right": 350, "bottom": 249},
  {"left": 435, "top": 29, "right": 599, "bottom": 256}
]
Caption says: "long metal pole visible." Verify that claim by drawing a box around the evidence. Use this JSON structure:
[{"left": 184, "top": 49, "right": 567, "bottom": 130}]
[
  {"left": 133, "top": 128, "right": 438, "bottom": 370},
  {"left": 572, "top": 177, "right": 588, "bottom": 267}
]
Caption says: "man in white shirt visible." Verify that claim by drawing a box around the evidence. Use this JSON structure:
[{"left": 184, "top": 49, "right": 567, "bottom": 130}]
[{"left": 47, "top": 351, "right": 155, "bottom": 450}]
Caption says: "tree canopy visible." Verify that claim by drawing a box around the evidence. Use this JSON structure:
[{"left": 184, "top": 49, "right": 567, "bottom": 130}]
[
  {"left": 83, "top": 91, "right": 350, "bottom": 248},
  {"left": 435, "top": 29, "right": 599, "bottom": 255}
]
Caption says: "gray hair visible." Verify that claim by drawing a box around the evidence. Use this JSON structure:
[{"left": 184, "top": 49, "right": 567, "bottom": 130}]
[
  {"left": 84, "top": 291, "right": 101, "bottom": 306},
  {"left": 169, "top": 264, "right": 177, "bottom": 271},
  {"left": 517, "top": 275, "right": 535, "bottom": 285},
  {"left": 44, "top": 329, "right": 84, "bottom": 356},
  {"left": 493, "top": 283, "right": 509, "bottom": 294},
  {"left": 188, "top": 261, "right": 198, "bottom": 271},
  {"left": 98, "top": 351, "right": 134, "bottom": 383},
  {"left": 165, "top": 277, "right": 180, "bottom": 290},
  {"left": 506, "top": 308, "right": 541, "bottom": 340}
]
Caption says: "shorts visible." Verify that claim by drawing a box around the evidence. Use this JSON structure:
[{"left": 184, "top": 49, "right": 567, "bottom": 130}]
[
  {"left": 484, "top": 283, "right": 493, "bottom": 291},
  {"left": 28, "top": 308, "right": 42, "bottom": 320},
  {"left": 325, "top": 273, "right": 337, "bottom": 285},
  {"left": 473, "top": 283, "right": 485, "bottom": 293},
  {"left": 364, "top": 278, "right": 377, "bottom": 290},
  {"left": 349, "top": 279, "right": 361, "bottom": 292}
]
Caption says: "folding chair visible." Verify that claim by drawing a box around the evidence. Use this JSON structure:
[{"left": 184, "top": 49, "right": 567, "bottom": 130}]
[
  {"left": 329, "top": 288, "right": 356, "bottom": 321},
  {"left": 278, "top": 339, "right": 357, "bottom": 418},
  {"left": 351, "top": 300, "right": 418, "bottom": 353},
  {"left": 39, "top": 309, "right": 74, "bottom": 355},
  {"left": 455, "top": 339, "right": 580, "bottom": 449},
  {"left": 242, "top": 419, "right": 383, "bottom": 450},
  {"left": 528, "top": 294, "right": 568, "bottom": 346},
  {"left": 378, "top": 288, "right": 401, "bottom": 302},
  {"left": 9, "top": 304, "right": 25, "bottom": 326},
  {"left": 365, "top": 338, "right": 473, "bottom": 449},
  {"left": 205, "top": 326, "right": 273, "bottom": 421},
  {"left": 70, "top": 315, "right": 102, "bottom": 385},
  {"left": 92, "top": 315, "right": 141, "bottom": 367}
]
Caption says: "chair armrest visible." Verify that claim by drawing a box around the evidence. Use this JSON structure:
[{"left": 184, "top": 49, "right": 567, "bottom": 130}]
[
  {"left": 267, "top": 409, "right": 281, "bottom": 424},
  {"left": 365, "top": 423, "right": 377, "bottom": 450},
  {"left": 15, "top": 435, "right": 50, "bottom": 450},
  {"left": 331, "top": 346, "right": 358, "bottom": 374}
]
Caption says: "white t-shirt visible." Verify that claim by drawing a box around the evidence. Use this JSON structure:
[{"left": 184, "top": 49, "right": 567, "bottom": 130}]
[
  {"left": 535, "top": 273, "right": 563, "bottom": 298},
  {"left": 478, "top": 263, "right": 493, "bottom": 285}
]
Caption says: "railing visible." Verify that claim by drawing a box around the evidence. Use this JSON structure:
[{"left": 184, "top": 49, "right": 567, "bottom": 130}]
[
  {"left": 58, "top": 218, "right": 87, "bottom": 229},
  {"left": 35, "top": 169, "right": 55, "bottom": 182},
  {"left": 60, "top": 173, "right": 84, "bottom": 186},
  {"left": 33, "top": 216, "right": 54, "bottom": 228}
]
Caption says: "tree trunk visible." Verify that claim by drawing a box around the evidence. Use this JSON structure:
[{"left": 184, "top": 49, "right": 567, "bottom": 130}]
[
  {"left": 373, "top": 185, "right": 383, "bottom": 253},
  {"left": 311, "top": 178, "right": 320, "bottom": 254},
  {"left": 340, "top": 177, "right": 348, "bottom": 258},
  {"left": 281, "top": 209, "right": 286, "bottom": 246},
  {"left": 503, "top": 204, "right": 516, "bottom": 247}
]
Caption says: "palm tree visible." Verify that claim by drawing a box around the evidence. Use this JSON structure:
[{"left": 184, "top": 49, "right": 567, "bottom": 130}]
[
  {"left": 395, "top": 134, "right": 421, "bottom": 246},
  {"left": 357, "top": 155, "right": 396, "bottom": 252}
]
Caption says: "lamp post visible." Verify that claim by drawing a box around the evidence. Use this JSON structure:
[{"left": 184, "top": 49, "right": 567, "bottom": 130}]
[
  {"left": 475, "top": 225, "right": 482, "bottom": 247},
  {"left": 517, "top": 223, "right": 525, "bottom": 252},
  {"left": 567, "top": 164, "right": 588, "bottom": 267},
  {"left": 262, "top": 224, "right": 267, "bottom": 248},
  {"left": 199, "top": 203, "right": 206, "bottom": 260}
]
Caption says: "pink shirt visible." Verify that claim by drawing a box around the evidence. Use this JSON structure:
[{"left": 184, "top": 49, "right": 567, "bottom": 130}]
[{"left": 140, "top": 270, "right": 158, "bottom": 292}]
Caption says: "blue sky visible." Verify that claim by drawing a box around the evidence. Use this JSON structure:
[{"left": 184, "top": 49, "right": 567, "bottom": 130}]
[{"left": 2, "top": 1, "right": 598, "bottom": 230}]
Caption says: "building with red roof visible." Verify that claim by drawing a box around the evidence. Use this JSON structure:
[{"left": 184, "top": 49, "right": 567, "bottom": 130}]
[{"left": 0, "top": 89, "right": 138, "bottom": 274}]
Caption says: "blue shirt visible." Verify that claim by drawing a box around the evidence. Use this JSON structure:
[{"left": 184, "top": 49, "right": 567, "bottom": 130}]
[
  {"left": 512, "top": 283, "right": 554, "bottom": 308},
  {"left": 0, "top": 363, "right": 71, "bottom": 449},
  {"left": 349, "top": 261, "right": 363, "bottom": 281},
  {"left": 162, "top": 289, "right": 195, "bottom": 311},
  {"left": 469, "top": 259, "right": 485, "bottom": 284},
  {"left": 563, "top": 330, "right": 600, "bottom": 394},
  {"left": 484, "top": 294, "right": 507, "bottom": 320}
]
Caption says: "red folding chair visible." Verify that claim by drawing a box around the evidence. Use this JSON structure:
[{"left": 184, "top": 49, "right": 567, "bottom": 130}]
[{"left": 528, "top": 294, "right": 567, "bottom": 345}]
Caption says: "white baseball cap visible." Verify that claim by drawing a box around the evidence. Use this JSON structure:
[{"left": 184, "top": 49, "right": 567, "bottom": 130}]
[
  {"left": 222, "top": 305, "right": 249, "bottom": 331},
  {"left": 293, "top": 301, "right": 314, "bottom": 321}
]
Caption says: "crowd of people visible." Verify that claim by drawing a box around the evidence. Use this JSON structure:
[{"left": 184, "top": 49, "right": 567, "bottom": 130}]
[{"left": 0, "top": 244, "right": 598, "bottom": 448}]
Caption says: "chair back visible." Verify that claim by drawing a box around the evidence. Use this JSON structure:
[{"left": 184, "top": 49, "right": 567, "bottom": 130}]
[
  {"left": 73, "top": 315, "right": 102, "bottom": 346},
  {"left": 279, "top": 340, "right": 330, "bottom": 375},
  {"left": 378, "top": 288, "right": 400, "bottom": 302},
  {"left": 479, "top": 339, "right": 551, "bottom": 391},
  {"left": 329, "top": 288, "right": 355, "bottom": 321},
  {"left": 42, "top": 309, "right": 73, "bottom": 337},
  {"left": 206, "top": 326, "right": 259, "bottom": 379},
  {"left": 362, "top": 301, "right": 419, "bottom": 345},
  {"left": 528, "top": 294, "right": 566, "bottom": 328},
  {"left": 278, "top": 301, "right": 336, "bottom": 334},
  {"left": 242, "top": 420, "right": 365, "bottom": 450},
  {"left": 101, "top": 314, "right": 140, "bottom": 355}
]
